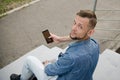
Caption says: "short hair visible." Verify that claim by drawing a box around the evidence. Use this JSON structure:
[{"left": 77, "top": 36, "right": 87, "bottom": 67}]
[{"left": 76, "top": 10, "right": 97, "bottom": 29}]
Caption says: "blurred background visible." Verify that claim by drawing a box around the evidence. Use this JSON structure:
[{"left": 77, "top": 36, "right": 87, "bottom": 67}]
[{"left": 0, "top": 0, "right": 120, "bottom": 69}]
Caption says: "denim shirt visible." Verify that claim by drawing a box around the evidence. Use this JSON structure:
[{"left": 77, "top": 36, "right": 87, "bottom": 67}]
[{"left": 45, "top": 38, "right": 100, "bottom": 80}]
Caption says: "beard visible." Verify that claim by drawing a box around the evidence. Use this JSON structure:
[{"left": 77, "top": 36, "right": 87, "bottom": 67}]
[{"left": 69, "top": 32, "right": 88, "bottom": 40}]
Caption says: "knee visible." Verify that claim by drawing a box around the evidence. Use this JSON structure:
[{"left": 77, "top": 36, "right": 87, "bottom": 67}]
[
  {"left": 26, "top": 56, "right": 35, "bottom": 60},
  {"left": 25, "top": 56, "right": 35, "bottom": 64}
]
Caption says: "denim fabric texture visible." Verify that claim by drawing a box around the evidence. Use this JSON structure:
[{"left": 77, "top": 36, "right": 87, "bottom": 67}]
[{"left": 45, "top": 38, "right": 100, "bottom": 80}]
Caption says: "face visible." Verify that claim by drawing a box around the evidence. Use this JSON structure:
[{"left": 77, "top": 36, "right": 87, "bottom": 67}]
[{"left": 70, "top": 15, "right": 93, "bottom": 40}]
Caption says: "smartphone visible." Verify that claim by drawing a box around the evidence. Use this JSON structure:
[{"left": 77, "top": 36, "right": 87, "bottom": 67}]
[{"left": 42, "top": 29, "right": 53, "bottom": 44}]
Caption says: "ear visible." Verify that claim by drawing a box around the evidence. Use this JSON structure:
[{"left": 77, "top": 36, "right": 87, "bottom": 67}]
[{"left": 87, "top": 29, "right": 95, "bottom": 37}]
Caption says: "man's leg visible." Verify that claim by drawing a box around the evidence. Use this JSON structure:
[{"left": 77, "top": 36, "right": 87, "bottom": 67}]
[{"left": 20, "top": 56, "right": 52, "bottom": 80}]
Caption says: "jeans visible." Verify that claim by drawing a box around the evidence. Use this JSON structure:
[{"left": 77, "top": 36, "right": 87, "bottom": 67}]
[{"left": 20, "top": 56, "right": 57, "bottom": 80}]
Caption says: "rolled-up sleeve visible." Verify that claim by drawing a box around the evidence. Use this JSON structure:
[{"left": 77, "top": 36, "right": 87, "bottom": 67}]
[{"left": 44, "top": 53, "right": 74, "bottom": 76}]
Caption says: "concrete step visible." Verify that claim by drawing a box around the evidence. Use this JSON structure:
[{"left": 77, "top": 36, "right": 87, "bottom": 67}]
[
  {"left": 101, "top": 49, "right": 120, "bottom": 67},
  {"left": 93, "top": 49, "right": 120, "bottom": 80},
  {"left": 0, "top": 45, "right": 63, "bottom": 80},
  {"left": 49, "top": 46, "right": 63, "bottom": 59},
  {"left": 31, "top": 46, "right": 63, "bottom": 62}
]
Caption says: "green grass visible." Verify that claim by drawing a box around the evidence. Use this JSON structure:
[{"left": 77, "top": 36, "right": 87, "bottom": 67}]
[{"left": 0, "top": 0, "right": 32, "bottom": 14}]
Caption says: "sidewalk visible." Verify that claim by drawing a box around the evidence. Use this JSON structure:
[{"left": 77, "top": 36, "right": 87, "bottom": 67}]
[{"left": 0, "top": 0, "right": 120, "bottom": 68}]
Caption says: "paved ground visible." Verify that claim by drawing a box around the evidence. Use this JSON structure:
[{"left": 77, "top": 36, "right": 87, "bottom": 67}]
[{"left": 0, "top": 0, "right": 120, "bottom": 69}]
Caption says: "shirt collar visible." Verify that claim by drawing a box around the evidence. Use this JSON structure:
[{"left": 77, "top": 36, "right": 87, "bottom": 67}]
[{"left": 69, "top": 38, "right": 91, "bottom": 47}]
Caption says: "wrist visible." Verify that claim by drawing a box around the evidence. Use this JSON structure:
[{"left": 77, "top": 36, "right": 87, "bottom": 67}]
[{"left": 59, "top": 36, "right": 71, "bottom": 42}]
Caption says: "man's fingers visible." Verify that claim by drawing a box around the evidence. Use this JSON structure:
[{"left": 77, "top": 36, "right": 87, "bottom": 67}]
[
  {"left": 42, "top": 60, "right": 50, "bottom": 64},
  {"left": 49, "top": 33, "right": 53, "bottom": 38}
]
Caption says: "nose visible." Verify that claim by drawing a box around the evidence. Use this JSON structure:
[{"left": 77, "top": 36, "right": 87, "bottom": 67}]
[{"left": 72, "top": 25, "right": 77, "bottom": 31}]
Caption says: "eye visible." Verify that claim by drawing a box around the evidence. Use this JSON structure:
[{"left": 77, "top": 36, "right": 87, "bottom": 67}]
[{"left": 78, "top": 24, "right": 83, "bottom": 29}]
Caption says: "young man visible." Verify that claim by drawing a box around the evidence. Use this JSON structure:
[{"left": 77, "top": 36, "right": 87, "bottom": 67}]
[{"left": 10, "top": 10, "right": 99, "bottom": 80}]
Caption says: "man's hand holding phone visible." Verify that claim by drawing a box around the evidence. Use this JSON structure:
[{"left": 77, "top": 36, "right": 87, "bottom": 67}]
[
  {"left": 42, "top": 29, "right": 72, "bottom": 44},
  {"left": 42, "top": 29, "right": 53, "bottom": 44}
]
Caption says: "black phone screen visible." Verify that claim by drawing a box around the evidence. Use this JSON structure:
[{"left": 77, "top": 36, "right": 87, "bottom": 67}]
[{"left": 42, "top": 29, "right": 53, "bottom": 44}]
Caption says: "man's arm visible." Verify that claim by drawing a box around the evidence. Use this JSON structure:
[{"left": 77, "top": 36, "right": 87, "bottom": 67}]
[
  {"left": 50, "top": 33, "right": 72, "bottom": 43},
  {"left": 44, "top": 53, "right": 74, "bottom": 76}
]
